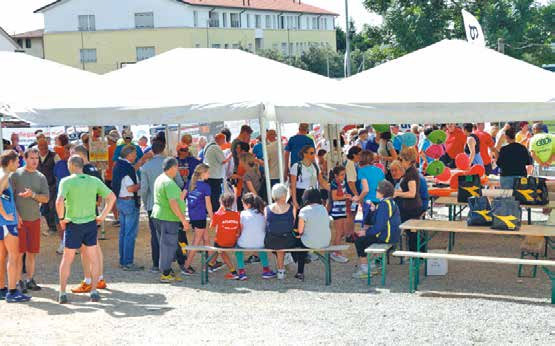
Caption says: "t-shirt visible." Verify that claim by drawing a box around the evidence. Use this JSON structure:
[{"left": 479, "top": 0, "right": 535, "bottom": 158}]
[
  {"left": 473, "top": 130, "right": 495, "bottom": 165},
  {"left": 445, "top": 128, "right": 466, "bottom": 159},
  {"left": 253, "top": 141, "right": 280, "bottom": 179},
  {"left": 211, "top": 209, "right": 241, "bottom": 247},
  {"left": 377, "top": 140, "right": 395, "bottom": 168},
  {"left": 529, "top": 133, "right": 554, "bottom": 163},
  {"left": 299, "top": 204, "right": 331, "bottom": 249},
  {"left": 10, "top": 168, "right": 49, "bottom": 221},
  {"left": 243, "top": 168, "right": 261, "bottom": 196},
  {"left": 58, "top": 174, "right": 112, "bottom": 224},
  {"left": 177, "top": 156, "right": 200, "bottom": 183},
  {"left": 285, "top": 134, "right": 315, "bottom": 166},
  {"left": 399, "top": 165, "right": 422, "bottom": 216},
  {"left": 152, "top": 173, "right": 186, "bottom": 222},
  {"left": 187, "top": 181, "right": 211, "bottom": 221},
  {"left": 357, "top": 165, "right": 385, "bottom": 203},
  {"left": 0, "top": 183, "right": 17, "bottom": 226},
  {"left": 84, "top": 163, "right": 102, "bottom": 181},
  {"left": 291, "top": 161, "right": 319, "bottom": 190},
  {"left": 497, "top": 142, "right": 532, "bottom": 177},
  {"left": 237, "top": 209, "right": 265, "bottom": 248}
]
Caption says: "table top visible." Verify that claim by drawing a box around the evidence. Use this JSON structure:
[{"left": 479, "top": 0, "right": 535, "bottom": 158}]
[
  {"left": 400, "top": 219, "right": 555, "bottom": 237},
  {"left": 434, "top": 196, "right": 555, "bottom": 208}
]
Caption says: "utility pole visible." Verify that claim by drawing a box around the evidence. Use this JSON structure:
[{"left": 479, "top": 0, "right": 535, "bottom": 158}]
[{"left": 344, "top": 0, "right": 351, "bottom": 78}]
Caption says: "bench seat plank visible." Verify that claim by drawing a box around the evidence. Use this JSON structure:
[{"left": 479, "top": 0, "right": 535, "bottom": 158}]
[
  {"left": 364, "top": 244, "right": 393, "bottom": 254},
  {"left": 186, "top": 245, "right": 349, "bottom": 252},
  {"left": 393, "top": 250, "right": 555, "bottom": 266}
]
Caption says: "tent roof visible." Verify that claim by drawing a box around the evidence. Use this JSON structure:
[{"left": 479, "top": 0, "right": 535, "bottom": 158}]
[{"left": 340, "top": 39, "right": 555, "bottom": 123}]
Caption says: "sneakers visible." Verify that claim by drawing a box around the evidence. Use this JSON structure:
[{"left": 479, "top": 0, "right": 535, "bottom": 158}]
[
  {"left": 238, "top": 272, "right": 248, "bottom": 281},
  {"left": 284, "top": 253, "right": 294, "bottom": 266},
  {"left": 122, "top": 264, "right": 144, "bottom": 271},
  {"left": 90, "top": 291, "right": 101, "bottom": 302},
  {"left": 330, "top": 252, "right": 349, "bottom": 263},
  {"left": 96, "top": 279, "right": 107, "bottom": 290},
  {"left": 352, "top": 266, "right": 378, "bottom": 279},
  {"left": 112, "top": 220, "right": 120, "bottom": 226},
  {"left": 16, "top": 280, "right": 28, "bottom": 293},
  {"left": 71, "top": 281, "right": 92, "bottom": 294},
  {"left": 58, "top": 293, "right": 68, "bottom": 304},
  {"left": 26, "top": 278, "right": 42, "bottom": 291},
  {"left": 181, "top": 266, "right": 196, "bottom": 276},
  {"left": 261, "top": 271, "right": 277, "bottom": 279},
  {"left": 277, "top": 269, "right": 286, "bottom": 280},
  {"left": 149, "top": 266, "right": 160, "bottom": 273},
  {"left": 208, "top": 261, "right": 224, "bottom": 273},
  {"left": 6, "top": 290, "right": 31, "bottom": 303},
  {"left": 160, "top": 273, "right": 184, "bottom": 283},
  {"left": 224, "top": 272, "right": 239, "bottom": 280},
  {"left": 308, "top": 253, "right": 320, "bottom": 262},
  {"left": 0, "top": 288, "right": 7, "bottom": 300},
  {"left": 56, "top": 242, "right": 64, "bottom": 255},
  {"left": 245, "top": 255, "right": 261, "bottom": 264},
  {"left": 294, "top": 273, "right": 305, "bottom": 281}
]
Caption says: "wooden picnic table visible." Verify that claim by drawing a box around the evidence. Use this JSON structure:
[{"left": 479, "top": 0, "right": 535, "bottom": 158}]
[{"left": 399, "top": 219, "right": 555, "bottom": 287}]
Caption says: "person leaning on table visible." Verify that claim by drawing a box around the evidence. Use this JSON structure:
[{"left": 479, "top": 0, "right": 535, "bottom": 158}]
[
  {"left": 152, "top": 157, "right": 190, "bottom": 283},
  {"left": 496, "top": 127, "right": 533, "bottom": 189}
]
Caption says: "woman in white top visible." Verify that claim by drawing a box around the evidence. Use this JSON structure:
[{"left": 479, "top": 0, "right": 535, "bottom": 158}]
[
  {"left": 235, "top": 193, "right": 276, "bottom": 281},
  {"left": 290, "top": 145, "right": 330, "bottom": 214}
]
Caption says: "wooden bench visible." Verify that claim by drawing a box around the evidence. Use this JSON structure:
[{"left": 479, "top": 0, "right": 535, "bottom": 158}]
[
  {"left": 186, "top": 245, "right": 350, "bottom": 286},
  {"left": 364, "top": 243, "right": 394, "bottom": 286},
  {"left": 393, "top": 250, "right": 555, "bottom": 304}
]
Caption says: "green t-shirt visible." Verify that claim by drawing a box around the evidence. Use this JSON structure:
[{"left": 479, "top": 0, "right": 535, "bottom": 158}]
[
  {"left": 58, "top": 174, "right": 112, "bottom": 224},
  {"left": 530, "top": 133, "right": 554, "bottom": 163},
  {"left": 152, "top": 173, "right": 186, "bottom": 222}
]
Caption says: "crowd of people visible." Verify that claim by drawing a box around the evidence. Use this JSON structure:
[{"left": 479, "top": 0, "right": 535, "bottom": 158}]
[{"left": 0, "top": 120, "right": 552, "bottom": 304}]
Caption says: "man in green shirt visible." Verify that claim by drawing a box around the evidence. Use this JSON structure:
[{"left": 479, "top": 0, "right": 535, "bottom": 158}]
[
  {"left": 152, "top": 157, "right": 189, "bottom": 283},
  {"left": 56, "top": 155, "right": 116, "bottom": 304}
]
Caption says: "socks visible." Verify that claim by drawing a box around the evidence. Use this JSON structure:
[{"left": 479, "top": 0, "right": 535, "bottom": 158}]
[
  {"left": 262, "top": 266, "right": 270, "bottom": 273},
  {"left": 238, "top": 269, "right": 246, "bottom": 275},
  {"left": 84, "top": 278, "right": 92, "bottom": 285}
]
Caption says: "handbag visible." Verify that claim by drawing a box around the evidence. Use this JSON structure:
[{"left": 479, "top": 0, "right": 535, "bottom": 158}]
[
  {"left": 512, "top": 176, "right": 537, "bottom": 205},
  {"left": 491, "top": 196, "right": 521, "bottom": 231},
  {"left": 467, "top": 196, "right": 492, "bottom": 226},
  {"left": 458, "top": 174, "right": 482, "bottom": 203},
  {"left": 534, "top": 177, "right": 549, "bottom": 205}
]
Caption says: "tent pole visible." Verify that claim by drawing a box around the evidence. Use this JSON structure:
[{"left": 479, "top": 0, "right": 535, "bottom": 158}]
[
  {"left": 0, "top": 116, "right": 3, "bottom": 152},
  {"left": 165, "top": 124, "right": 169, "bottom": 155},
  {"left": 177, "top": 124, "right": 181, "bottom": 145},
  {"left": 275, "top": 120, "right": 285, "bottom": 185},
  {"left": 259, "top": 106, "right": 272, "bottom": 204}
]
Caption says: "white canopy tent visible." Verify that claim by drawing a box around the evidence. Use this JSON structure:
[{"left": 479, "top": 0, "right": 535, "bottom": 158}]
[{"left": 339, "top": 39, "right": 555, "bottom": 123}]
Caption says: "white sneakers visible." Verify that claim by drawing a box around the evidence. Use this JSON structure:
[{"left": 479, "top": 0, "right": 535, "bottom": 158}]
[
  {"left": 277, "top": 269, "right": 286, "bottom": 280},
  {"left": 330, "top": 252, "right": 349, "bottom": 263}
]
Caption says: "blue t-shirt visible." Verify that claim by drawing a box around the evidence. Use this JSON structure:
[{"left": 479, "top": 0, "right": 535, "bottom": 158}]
[
  {"left": 54, "top": 160, "right": 70, "bottom": 189},
  {"left": 252, "top": 142, "right": 265, "bottom": 174},
  {"left": 285, "top": 135, "right": 315, "bottom": 166},
  {"left": 0, "top": 184, "right": 18, "bottom": 226},
  {"left": 187, "top": 181, "right": 211, "bottom": 221},
  {"left": 112, "top": 144, "right": 144, "bottom": 163},
  {"left": 177, "top": 156, "right": 201, "bottom": 183},
  {"left": 357, "top": 165, "right": 385, "bottom": 203}
]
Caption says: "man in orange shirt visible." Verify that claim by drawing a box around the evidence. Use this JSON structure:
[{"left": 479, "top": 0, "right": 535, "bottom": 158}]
[
  {"left": 441, "top": 124, "right": 467, "bottom": 168},
  {"left": 474, "top": 123, "right": 498, "bottom": 175},
  {"left": 105, "top": 131, "right": 119, "bottom": 225}
]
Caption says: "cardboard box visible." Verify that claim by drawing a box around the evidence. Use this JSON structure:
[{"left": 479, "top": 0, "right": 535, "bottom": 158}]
[{"left": 426, "top": 249, "right": 448, "bottom": 276}]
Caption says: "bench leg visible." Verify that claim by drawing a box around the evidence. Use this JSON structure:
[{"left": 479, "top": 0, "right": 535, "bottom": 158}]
[
  {"left": 201, "top": 251, "right": 207, "bottom": 285},
  {"left": 408, "top": 258, "right": 415, "bottom": 293},
  {"left": 533, "top": 253, "right": 539, "bottom": 278},
  {"left": 325, "top": 252, "right": 331, "bottom": 286},
  {"left": 517, "top": 251, "right": 524, "bottom": 278},
  {"left": 528, "top": 208, "right": 532, "bottom": 225},
  {"left": 367, "top": 254, "right": 372, "bottom": 286},
  {"left": 416, "top": 231, "right": 421, "bottom": 285},
  {"left": 381, "top": 253, "right": 387, "bottom": 286}
]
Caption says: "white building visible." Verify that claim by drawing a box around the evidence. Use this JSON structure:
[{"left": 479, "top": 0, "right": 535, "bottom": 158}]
[
  {"left": 12, "top": 29, "right": 45, "bottom": 58},
  {"left": 0, "top": 26, "right": 19, "bottom": 52}
]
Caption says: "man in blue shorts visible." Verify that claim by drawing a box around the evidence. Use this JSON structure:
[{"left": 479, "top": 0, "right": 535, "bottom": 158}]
[{"left": 56, "top": 155, "right": 116, "bottom": 304}]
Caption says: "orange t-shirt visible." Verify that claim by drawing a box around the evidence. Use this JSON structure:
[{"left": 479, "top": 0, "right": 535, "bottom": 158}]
[
  {"left": 220, "top": 142, "right": 231, "bottom": 150},
  {"left": 235, "top": 164, "right": 246, "bottom": 197},
  {"left": 211, "top": 209, "right": 241, "bottom": 247},
  {"left": 105, "top": 143, "right": 116, "bottom": 181}
]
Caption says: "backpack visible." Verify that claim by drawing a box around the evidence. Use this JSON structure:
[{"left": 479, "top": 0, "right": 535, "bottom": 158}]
[{"left": 296, "top": 161, "right": 320, "bottom": 187}]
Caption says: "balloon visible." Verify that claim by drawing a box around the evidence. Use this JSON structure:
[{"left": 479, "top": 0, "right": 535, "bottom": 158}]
[
  {"left": 373, "top": 124, "right": 390, "bottom": 133},
  {"left": 455, "top": 153, "right": 471, "bottom": 171},
  {"left": 428, "top": 130, "right": 447, "bottom": 144},
  {"left": 469, "top": 164, "right": 485, "bottom": 177},
  {"left": 425, "top": 144, "right": 445, "bottom": 159},
  {"left": 436, "top": 166, "right": 451, "bottom": 181},
  {"left": 450, "top": 172, "right": 464, "bottom": 189},
  {"left": 401, "top": 132, "right": 417, "bottom": 147},
  {"left": 426, "top": 160, "right": 445, "bottom": 177}
]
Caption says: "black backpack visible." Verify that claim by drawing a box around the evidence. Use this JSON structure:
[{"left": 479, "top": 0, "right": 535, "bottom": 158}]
[{"left": 296, "top": 161, "right": 320, "bottom": 186}]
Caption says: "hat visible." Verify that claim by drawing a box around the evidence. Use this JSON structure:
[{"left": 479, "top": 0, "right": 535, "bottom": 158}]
[
  {"left": 176, "top": 143, "right": 189, "bottom": 152},
  {"left": 427, "top": 129, "right": 447, "bottom": 144}
]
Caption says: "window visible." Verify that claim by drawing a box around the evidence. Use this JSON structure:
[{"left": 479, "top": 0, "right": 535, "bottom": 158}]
[
  {"left": 78, "top": 15, "right": 95, "bottom": 31},
  {"left": 230, "top": 13, "right": 240, "bottom": 28},
  {"left": 312, "top": 17, "right": 317, "bottom": 30},
  {"left": 232, "top": 43, "right": 240, "bottom": 49},
  {"left": 323, "top": 18, "right": 328, "bottom": 30},
  {"left": 247, "top": 14, "right": 251, "bottom": 28},
  {"left": 211, "top": 44, "right": 221, "bottom": 48},
  {"left": 80, "top": 49, "right": 97, "bottom": 63},
  {"left": 222, "top": 13, "right": 228, "bottom": 28},
  {"left": 209, "top": 11, "right": 219, "bottom": 27},
  {"left": 16, "top": 39, "right": 22, "bottom": 47},
  {"left": 296, "top": 16, "right": 301, "bottom": 30},
  {"left": 279, "top": 16, "right": 285, "bottom": 29},
  {"left": 193, "top": 11, "right": 198, "bottom": 27},
  {"left": 273, "top": 16, "right": 277, "bottom": 29},
  {"left": 136, "top": 47, "right": 155, "bottom": 61},
  {"left": 265, "top": 15, "right": 271, "bottom": 29},
  {"left": 24, "top": 39, "right": 31, "bottom": 48},
  {"left": 305, "top": 17, "right": 309, "bottom": 30},
  {"left": 135, "top": 12, "right": 154, "bottom": 29},
  {"left": 255, "top": 15, "right": 261, "bottom": 29}
]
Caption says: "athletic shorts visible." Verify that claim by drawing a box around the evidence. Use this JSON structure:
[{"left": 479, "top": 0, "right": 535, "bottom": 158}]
[
  {"left": 190, "top": 220, "right": 207, "bottom": 230},
  {"left": 19, "top": 219, "right": 41, "bottom": 253},
  {"left": 0, "top": 224, "right": 18, "bottom": 240},
  {"left": 65, "top": 221, "right": 98, "bottom": 250},
  {"left": 332, "top": 215, "right": 347, "bottom": 220},
  {"left": 214, "top": 241, "right": 236, "bottom": 249}
]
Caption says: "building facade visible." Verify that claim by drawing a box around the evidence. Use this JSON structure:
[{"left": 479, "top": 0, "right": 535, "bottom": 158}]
[
  {"left": 0, "top": 26, "right": 20, "bottom": 52},
  {"left": 12, "top": 30, "right": 45, "bottom": 58},
  {"left": 36, "top": 0, "right": 338, "bottom": 74}
]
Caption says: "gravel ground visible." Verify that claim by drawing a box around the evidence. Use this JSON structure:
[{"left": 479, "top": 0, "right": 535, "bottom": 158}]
[{"left": 0, "top": 206, "right": 554, "bottom": 345}]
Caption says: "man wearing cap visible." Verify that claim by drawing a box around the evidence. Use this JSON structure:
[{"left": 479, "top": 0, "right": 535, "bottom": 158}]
[
  {"left": 231, "top": 125, "right": 253, "bottom": 172},
  {"left": 203, "top": 134, "right": 227, "bottom": 212},
  {"left": 112, "top": 130, "right": 145, "bottom": 169},
  {"left": 176, "top": 143, "right": 201, "bottom": 185},
  {"left": 285, "top": 123, "right": 315, "bottom": 179}
]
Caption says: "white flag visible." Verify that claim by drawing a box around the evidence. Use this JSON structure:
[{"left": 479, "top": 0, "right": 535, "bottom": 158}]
[{"left": 462, "top": 9, "right": 485, "bottom": 47}]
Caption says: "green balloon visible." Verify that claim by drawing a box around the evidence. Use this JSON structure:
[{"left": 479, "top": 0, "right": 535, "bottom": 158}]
[
  {"left": 426, "top": 160, "right": 445, "bottom": 177},
  {"left": 427, "top": 130, "right": 447, "bottom": 144},
  {"left": 373, "top": 124, "right": 390, "bottom": 133}
]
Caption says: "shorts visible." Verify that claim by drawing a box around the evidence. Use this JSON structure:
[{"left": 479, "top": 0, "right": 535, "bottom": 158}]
[
  {"left": 65, "top": 221, "right": 98, "bottom": 250},
  {"left": 19, "top": 219, "right": 41, "bottom": 253},
  {"left": 191, "top": 220, "right": 207, "bottom": 229},
  {"left": 0, "top": 224, "right": 18, "bottom": 240},
  {"left": 214, "top": 241, "right": 236, "bottom": 249},
  {"left": 332, "top": 215, "right": 347, "bottom": 220}
]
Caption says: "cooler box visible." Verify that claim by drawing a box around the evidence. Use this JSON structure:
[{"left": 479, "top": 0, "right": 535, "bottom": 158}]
[{"left": 426, "top": 249, "right": 448, "bottom": 276}]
